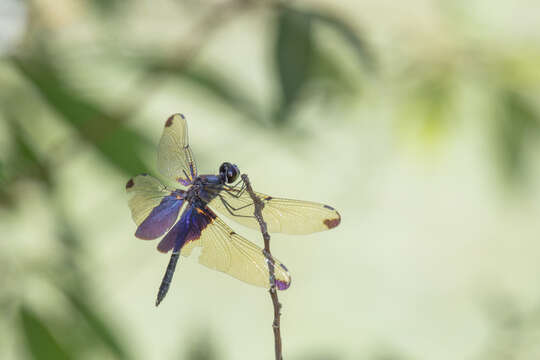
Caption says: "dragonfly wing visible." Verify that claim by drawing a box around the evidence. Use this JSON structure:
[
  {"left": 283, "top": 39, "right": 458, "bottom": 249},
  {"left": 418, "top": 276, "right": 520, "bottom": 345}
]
[
  {"left": 126, "top": 174, "right": 184, "bottom": 240},
  {"left": 157, "top": 113, "right": 198, "bottom": 186},
  {"left": 208, "top": 187, "right": 341, "bottom": 235},
  {"left": 165, "top": 205, "right": 291, "bottom": 290}
]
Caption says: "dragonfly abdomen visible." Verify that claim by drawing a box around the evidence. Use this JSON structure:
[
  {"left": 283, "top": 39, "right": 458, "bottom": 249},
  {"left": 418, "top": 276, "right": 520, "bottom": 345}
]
[{"left": 156, "top": 251, "right": 180, "bottom": 306}]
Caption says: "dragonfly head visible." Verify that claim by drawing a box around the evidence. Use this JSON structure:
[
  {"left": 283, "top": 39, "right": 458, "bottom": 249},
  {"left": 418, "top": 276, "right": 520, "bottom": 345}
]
[{"left": 219, "top": 162, "right": 240, "bottom": 183}]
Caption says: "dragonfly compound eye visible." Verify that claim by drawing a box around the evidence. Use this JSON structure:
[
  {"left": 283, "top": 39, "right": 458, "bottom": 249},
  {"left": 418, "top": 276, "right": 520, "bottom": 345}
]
[
  {"left": 219, "top": 162, "right": 233, "bottom": 183},
  {"left": 226, "top": 164, "right": 239, "bottom": 183}
]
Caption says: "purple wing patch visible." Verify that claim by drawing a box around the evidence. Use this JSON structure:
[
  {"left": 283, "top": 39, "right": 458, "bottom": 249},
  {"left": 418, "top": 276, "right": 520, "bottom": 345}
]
[
  {"left": 157, "top": 204, "right": 215, "bottom": 253},
  {"left": 157, "top": 216, "right": 182, "bottom": 253},
  {"left": 276, "top": 278, "right": 291, "bottom": 291},
  {"left": 274, "top": 263, "right": 291, "bottom": 290},
  {"left": 135, "top": 194, "right": 184, "bottom": 240},
  {"left": 178, "top": 178, "right": 192, "bottom": 186}
]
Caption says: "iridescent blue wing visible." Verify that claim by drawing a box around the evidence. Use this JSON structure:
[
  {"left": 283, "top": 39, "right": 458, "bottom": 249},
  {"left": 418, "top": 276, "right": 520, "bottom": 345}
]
[
  {"left": 208, "top": 186, "right": 341, "bottom": 235},
  {"left": 158, "top": 205, "right": 291, "bottom": 290},
  {"left": 126, "top": 174, "right": 185, "bottom": 240},
  {"left": 157, "top": 114, "right": 197, "bottom": 186}
]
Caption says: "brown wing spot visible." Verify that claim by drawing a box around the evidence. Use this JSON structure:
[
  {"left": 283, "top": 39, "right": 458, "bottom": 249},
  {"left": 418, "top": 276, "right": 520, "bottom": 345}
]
[
  {"left": 126, "top": 178, "right": 134, "bottom": 189},
  {"left": 229, "top": 231, "right": 236, "bottom": 236},
  {"left": 323, "top": 212, "right": 341, "bottom": 229},
  {"left": 323, "top": 204, "right": 335, "bottom": 210},
  {"left": 165, "top": 115, "right": 174, "bottom": 127},
  {"left": 264, "top": 196, "right": 273, "bottom": 201}
]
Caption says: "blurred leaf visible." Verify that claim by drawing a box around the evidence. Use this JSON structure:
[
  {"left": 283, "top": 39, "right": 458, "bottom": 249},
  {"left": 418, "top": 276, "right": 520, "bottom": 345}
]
[
  {"left": 309, "top": 46, "right": 357, "bottom": 95},
  {"left": 494, "top": 89, "right": 539, "bottom": 182},
  {"left": 479, "top": 296, "right": 525, "bottom": 360},
  {"left": 63, "top": 288, "right": 130, "bottom": 360},
  {"left": 296, "top": 352, "right": 342, "bottom": 360},
  {"left": 181, "top": 68, "right": 263, "bottom": 124},
  {"left": 10, "top": 55, "right": 151, "bottom": 176},
  {"left": 37, "top": 206, "right": 130, "bottom": 360},
  {"left": 477, "top": 294, "right": 540, "bottom": 360},
  {"left": 398, "top": 74, "right": 453, "bottom": 146},
  {"left": 0, "top": 160, "right": 15, "bottom": 207},
  {"left": 0, "top": 160, "right": 4, "bottom": 182},
  {"left": 0, "top": 116, "right": 52, "bottom": 208},
  {"left": 19, "top": 306, "right": 73, "bottom": 360},
  {"left": 146, "top": 62, "right": 264, "bottom": 124},
  {"left": 273, "top": 6, "right": 370, "bottom": 124},
  {"left": 97, "top": 126, "right": 152, "bottom": 175},
  {"left": 90, "top": 0, "right": 123, "bottom": 14},
  {"left": 308, "top": 10, "right": 375, "bottom": 71},
  {"left": 370, "top": 348, "right": 409, "bottom": 360},
  {"left": 274, "top": 6, "right": 314, "bottom": 124},
  {"left": 7, "top": 118, "right": 52, "bottom": 187},
  {"left": 54, "top": 205, "right": 82, "bottom": 254},
  {"left": 185, "top": 336, "right": 218, "bottom": 360}
]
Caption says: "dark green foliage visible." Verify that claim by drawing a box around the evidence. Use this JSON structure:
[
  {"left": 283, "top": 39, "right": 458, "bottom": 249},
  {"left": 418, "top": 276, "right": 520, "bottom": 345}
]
[
  {"left": 399, "top": 71, "right": 453, "bottom": 144},
  {"left": 273, "top": 5, "right": 373, "bottom": 125},
  {"left": 494, "top": 89, "right": 539, "bottom": 183},
  {"left": 275, "top": 6, "right": 314, "bottom": 124},
  {"left": 185, "top": 336, "right": 218, "bottom": 360},
  {"left": 370, "top": 349, "right": 410, "bottom": 360},
  {"left": 90, "top": 0, "right": 124, "bottom": 14},
  {"left": 478, "top": 295, "right": 540, "bottom": 360},
  {"left": 62, "top": 288, "right": 130, "bottom": 360},
  {"left": 11, "top": 55, "right": 151, "bottom": 176},
  {"left": 0, "top": 160, "right": 4, "bottom": 183},
  {"left": 306, "top": 9, "right": 374, "bottom": 71},
  {"left": 296, "top": 352, "right": 342, "bottom": 360},
  {"left": 0, "top": 118, "right": 52, "bottom": 207},
  {"left": 19, "top": 307, "right": 73, "bottom": 360},
  {"left": 143, "top": 4, "right": 373, "bottom": 127},
  {"left": 0, "top": 161, "right": 11, "bottom": 207},
  {"left": 145, "top": 61, "right": 264, "bottom": 125},
  {"left": 2, "top": 117, "right": 52, "bottom": 188}
]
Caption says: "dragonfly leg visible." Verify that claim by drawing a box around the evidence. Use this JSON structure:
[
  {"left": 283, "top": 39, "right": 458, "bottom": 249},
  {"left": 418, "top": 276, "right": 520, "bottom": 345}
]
[
  {"left": 224, "top": 180, "right": 247, "bottom": 198},
  {"left": 217, "top": 194, "right": 256, "bottom": 219}
]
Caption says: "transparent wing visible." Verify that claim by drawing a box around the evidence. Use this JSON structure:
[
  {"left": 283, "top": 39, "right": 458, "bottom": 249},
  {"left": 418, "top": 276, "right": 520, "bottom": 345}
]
[
  {"left": 208, "top": 186, "right": 341, "bottom": 235},
  {"left": 126, "top": 174, "right": 184, "bottom": 240},
  {"left": 157, "top": 113, "right": 198, "bottom": 186},
  {"left": 180, "top": 208, "right": 291, "bottom": 290}
]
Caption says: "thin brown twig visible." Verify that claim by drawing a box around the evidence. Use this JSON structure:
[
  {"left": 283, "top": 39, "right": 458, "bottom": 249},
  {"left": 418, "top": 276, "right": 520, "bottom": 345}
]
[{"left": 241, "top": 174, "right": 283, "bottom": 360}]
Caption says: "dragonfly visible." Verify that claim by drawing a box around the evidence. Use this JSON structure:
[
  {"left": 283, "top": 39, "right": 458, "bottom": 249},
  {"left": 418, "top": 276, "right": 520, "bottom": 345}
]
[{"left": 126, "top": 114, "right": 341, "bottom": 306}]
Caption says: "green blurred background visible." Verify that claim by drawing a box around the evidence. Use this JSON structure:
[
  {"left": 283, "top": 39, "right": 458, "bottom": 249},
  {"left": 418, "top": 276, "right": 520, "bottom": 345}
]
[{"left": 2, "top": 0, "right": 540, "bottom": 359}]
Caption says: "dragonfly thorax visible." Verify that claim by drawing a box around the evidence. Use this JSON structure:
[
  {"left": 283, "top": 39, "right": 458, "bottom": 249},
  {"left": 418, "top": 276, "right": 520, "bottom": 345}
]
[{"left": 186, "top": 175, "right": 224, "bottom": 204}]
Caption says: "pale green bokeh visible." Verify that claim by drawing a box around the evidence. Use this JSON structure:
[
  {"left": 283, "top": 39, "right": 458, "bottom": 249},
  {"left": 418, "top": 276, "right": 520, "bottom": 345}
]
[{"left": 1, "top": 1, "right": 540, "bottom": 360}]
